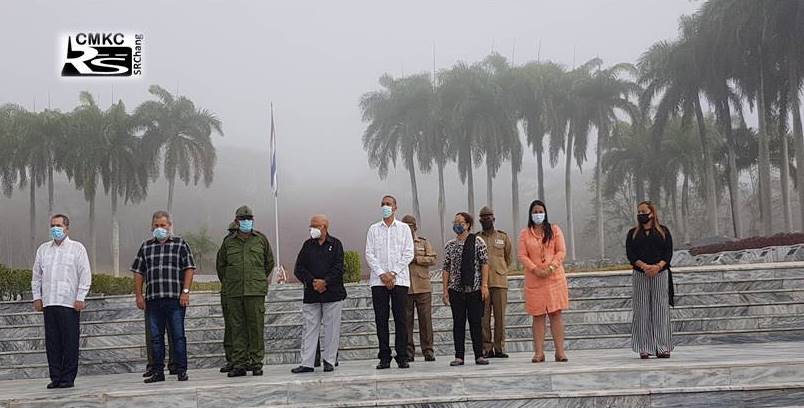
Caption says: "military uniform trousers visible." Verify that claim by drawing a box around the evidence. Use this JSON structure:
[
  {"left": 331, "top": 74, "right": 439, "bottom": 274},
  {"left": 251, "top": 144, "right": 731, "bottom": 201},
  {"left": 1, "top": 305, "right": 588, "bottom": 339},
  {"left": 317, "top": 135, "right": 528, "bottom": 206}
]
[
  {"left": 482, "top": 287, "right": 508, "bottom": 354},
  {"left": 224, "top": 295, "right": 266, "bottom": 369},
  {"left": 406, "top": 292, "right": 434, "bottom": 358}
]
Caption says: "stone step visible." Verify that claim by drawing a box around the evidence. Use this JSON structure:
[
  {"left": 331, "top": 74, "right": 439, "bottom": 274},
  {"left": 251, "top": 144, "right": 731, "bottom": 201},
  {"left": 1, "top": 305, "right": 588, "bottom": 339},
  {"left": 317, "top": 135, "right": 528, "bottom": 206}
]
[
  {"left": 3, "top": 300, "right": 802, "bottom": 341},
  {"left": 3, "top": 267, "right": 802, "bottom": 314},
  {"left": 2, "top": 323, "right": 803, "bottom": 369},
  {"left": 2, "top": 341, "right": 804, "bottom": 408},
  {"left": 2, "top": 313, "right": 802, "bottom": 352},
  {"left": 4, "top": 287, "right": 803, "bottom": 326}
]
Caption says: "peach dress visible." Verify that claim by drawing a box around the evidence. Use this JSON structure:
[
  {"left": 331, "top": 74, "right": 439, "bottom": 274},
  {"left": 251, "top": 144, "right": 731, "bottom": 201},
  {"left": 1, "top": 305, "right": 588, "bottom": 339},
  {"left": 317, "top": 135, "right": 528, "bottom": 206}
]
[{"left": 518, "top": 224, "right": 569, "bottom": 316}]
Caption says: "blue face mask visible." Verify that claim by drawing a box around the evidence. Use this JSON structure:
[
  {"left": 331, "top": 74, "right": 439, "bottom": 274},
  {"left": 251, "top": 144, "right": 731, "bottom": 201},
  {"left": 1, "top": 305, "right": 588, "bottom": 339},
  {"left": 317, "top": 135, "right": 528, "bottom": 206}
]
[
  {"left": 50, "top": 226, "right": 66, "bottom": 241},
  {"left": 531, "top": 213, "right": 546, "bottom": 224},
  {"left": 239, "top": 219, "right": 254, "bottom": 233},
  {"left": 381, "top": 205, "right": 393, "bottom": 219},
  {"left": 452, "top": 224, "right": 465, "bottom": 235},
  {"left": 152, "top": 227, "right": 170, "bottom": 241}
]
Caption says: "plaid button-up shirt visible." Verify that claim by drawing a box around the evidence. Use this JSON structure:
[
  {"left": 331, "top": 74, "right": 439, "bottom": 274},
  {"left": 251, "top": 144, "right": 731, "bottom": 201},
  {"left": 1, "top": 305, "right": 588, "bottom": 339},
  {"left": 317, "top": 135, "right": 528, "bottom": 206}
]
[{"left": 130, "top": 236, "right": 196, "bottom": 301}]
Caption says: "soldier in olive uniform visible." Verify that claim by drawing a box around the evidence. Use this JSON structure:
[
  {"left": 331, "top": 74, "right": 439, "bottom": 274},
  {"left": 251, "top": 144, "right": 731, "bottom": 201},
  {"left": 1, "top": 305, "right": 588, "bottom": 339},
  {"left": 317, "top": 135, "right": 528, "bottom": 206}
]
[
  {"left": 218, "top": 222, "right": 239, "bottom": 373},
  {"left": 401, "top": 215, "right": 438, "bottom": 362},
  {"left": 216, "top": 206, "right": 275, "bottom": 377},
  {"left": 478, "top": 206, "right": 511, "bottom": 358}
]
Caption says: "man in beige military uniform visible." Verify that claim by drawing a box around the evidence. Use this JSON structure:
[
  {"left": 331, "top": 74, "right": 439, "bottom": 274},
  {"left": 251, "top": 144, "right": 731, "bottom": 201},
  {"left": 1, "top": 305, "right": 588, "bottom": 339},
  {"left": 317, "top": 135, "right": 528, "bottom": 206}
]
[
  {"left": 401, "top": 215, "right": 437, "bottom": 362},
  {"left": 478, "top": 206, "right": 511, "bottom": 358}
]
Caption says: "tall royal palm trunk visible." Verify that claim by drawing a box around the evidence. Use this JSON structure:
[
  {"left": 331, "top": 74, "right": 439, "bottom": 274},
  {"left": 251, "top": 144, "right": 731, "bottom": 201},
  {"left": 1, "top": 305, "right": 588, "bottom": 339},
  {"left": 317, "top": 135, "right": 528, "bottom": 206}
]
[
  {"left": 89, "top": 191, "right": 97, "bottom": 269},
  {"left": 780, "top": 118, "right": 793, "bottom": 232},
  {"left": 719, "top": 100, "right": 743, "bottom": 238},
  {"left": 465, "top": 142, "right": 475, "bottom": 215},
  {"left": 47, "top": 164, "right": 54, "bottom": 216},
  {"left": 564, "top": 132, "right": 576, "bottom": 263},
  {"left": 167, "top": 174, "right": 175, "bottom": 215},
  {"left": 511, "top": 159, "right": 520, "bottom": 266},
  {"left": 535, "top": 143, "right": 546, "bottom": 200},
  {"left": 111, "top": 192, "right": 120, "bottom": 277},
  {"left": 671, "top": 175, "right": 681, "bottom": 238},
  {"left": 681, "top": 173, "right": 691, "bottom": 244},
  {"left": 595, "top": 128, "right": 605, "bottom": 259},
  {"left": 437, "top": 161, "right": 446, "bottom": 247},
  {"left": 757, "top": 70, "right": 773, "bottom": 235},
  {"left": 486, "top": 162, "right": 494, "bottom": 209},
  {"left": 405, "top": 154, "right": 421, "bottom": 223},
  {"left": 694, "top": 97, "right": 719, "bottom": 236},
  {"left": 29, "top": 169, "right": 36, "bottom": 258}
]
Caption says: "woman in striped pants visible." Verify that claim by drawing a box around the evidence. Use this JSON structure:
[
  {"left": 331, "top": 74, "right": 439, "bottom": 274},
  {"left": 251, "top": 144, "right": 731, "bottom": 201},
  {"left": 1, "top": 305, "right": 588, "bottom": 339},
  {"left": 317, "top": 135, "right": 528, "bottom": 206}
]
[{"left": 625, "top": 201, "right": 674, "bottom": 359}]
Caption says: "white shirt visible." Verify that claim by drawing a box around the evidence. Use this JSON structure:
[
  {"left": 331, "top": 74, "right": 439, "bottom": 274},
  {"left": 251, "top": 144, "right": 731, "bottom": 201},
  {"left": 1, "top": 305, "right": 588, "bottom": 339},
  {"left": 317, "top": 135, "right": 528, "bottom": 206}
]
[
  {"left": 31, "top": 237, "right": 92, "bottom": 308},
  {"left": 365, "top": 218, "right": 414, "bottom": 287}
]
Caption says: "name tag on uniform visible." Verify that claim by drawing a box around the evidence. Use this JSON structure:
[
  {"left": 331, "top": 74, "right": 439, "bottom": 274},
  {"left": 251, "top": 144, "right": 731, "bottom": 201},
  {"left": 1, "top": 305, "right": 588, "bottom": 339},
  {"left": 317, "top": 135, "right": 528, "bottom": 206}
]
[{"left": 495, "top": 239, "right": 505, "bottom": 246}]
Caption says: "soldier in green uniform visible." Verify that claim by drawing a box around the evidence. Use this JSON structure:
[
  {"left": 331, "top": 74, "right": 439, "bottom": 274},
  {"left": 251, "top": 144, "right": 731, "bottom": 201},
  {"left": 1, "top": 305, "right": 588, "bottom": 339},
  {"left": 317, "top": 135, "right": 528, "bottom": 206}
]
[
  {"left": 218, "top": 222, "right": 239, "bottom": 373},
  {"left": 478, "top": 206, "right": 512, "bottom": 358},
  {"left": 216, "top": 206, "right": 275, "bottom": 377}
]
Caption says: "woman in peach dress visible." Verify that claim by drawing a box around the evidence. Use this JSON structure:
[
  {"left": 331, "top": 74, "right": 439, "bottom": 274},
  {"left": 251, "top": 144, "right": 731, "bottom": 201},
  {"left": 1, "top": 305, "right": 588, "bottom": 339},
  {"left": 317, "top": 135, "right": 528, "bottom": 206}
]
[{"left": 518, "top": 199, "right": 569, "bottom": 363}]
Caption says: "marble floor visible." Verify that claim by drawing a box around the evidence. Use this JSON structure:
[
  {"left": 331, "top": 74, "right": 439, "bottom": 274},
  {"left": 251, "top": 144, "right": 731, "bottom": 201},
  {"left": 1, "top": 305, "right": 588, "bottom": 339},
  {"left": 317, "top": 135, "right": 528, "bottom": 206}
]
[{"left": 1, "top": 341, "right": 804, "bottom": 407}]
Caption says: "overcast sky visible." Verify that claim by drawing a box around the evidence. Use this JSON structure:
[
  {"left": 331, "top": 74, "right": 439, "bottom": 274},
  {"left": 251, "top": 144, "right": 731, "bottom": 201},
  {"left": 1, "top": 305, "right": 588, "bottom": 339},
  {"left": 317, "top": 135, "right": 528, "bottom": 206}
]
[
  {"left": 1, "top": 0, "right": 701, "bottom": 180},
  {"left": 0, "top": 1, "right": 706, "bottom": 267}
]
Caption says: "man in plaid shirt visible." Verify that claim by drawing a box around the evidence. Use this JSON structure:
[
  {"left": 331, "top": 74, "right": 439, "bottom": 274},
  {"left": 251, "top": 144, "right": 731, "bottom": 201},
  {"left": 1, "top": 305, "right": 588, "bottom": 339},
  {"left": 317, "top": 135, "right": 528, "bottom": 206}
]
[{"left": 131, "top": 210, "right": 196, "bottom": 384}]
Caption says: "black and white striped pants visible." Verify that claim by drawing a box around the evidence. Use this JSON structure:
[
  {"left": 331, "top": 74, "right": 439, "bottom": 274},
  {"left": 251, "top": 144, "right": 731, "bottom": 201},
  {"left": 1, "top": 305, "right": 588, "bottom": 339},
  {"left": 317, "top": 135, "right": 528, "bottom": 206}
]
[{"left": 631, "top": 269, "right": 673, "bottom": 354}]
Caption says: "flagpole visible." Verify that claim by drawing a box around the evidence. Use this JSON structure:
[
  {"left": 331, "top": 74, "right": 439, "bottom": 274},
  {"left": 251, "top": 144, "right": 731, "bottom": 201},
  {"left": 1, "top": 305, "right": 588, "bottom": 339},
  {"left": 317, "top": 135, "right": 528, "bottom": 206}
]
[{"left": 270, "top": 103, "right": 280, "bottom": 267}]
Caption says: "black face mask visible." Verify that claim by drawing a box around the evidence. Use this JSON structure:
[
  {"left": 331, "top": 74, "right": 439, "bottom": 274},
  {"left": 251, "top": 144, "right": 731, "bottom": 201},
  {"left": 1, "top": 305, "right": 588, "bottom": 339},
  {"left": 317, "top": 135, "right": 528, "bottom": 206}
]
[
  {"left": 638, "top": 213, "right": 652, "bottom": 225},
  {"left": 480, "top": 219, "right": 494, "bottom": 230}
]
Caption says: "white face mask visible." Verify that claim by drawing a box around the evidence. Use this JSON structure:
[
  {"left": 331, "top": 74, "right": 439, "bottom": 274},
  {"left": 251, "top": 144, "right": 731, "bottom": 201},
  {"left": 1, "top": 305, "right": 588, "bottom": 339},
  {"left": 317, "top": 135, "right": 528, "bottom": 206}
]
[
  {"left": 310, "top": 227, "right": 322, "bottom": 239},
  {"left": 531, "top": 213, "right": 546, "bottom": 224},
  {"left": 381, "top": 205, "right": 393, "bottom": 219}
]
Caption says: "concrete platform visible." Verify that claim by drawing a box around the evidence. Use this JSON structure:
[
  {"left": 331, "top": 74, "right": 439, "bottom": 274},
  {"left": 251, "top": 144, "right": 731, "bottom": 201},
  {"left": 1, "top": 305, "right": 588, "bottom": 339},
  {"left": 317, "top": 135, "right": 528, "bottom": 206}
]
[{"left": 1, "top": 341, "right": 803, "bottom": 407}]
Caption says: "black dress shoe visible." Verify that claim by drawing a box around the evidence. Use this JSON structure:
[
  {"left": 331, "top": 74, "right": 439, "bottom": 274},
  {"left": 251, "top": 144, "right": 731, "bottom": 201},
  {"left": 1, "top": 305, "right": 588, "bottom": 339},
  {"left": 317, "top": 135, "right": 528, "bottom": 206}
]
[
  {"left": 397, "top": 360, "right": 410, "bottom": 369},
  {"left": 142, "top": 368, "right": 157, "bottom": 378},
  {"left": 227, "top": 368, "right": 247, "bottom": 377},
  {"left": 424, "top": 354, "right": 436, "bottom": 362},
  {"left": 291, "top": 366, "right": 314, "bottom": 374},
  {"left": 144, "top": 373, "right": 165, "bottom": 384},
  {"left": 323, "top": 361, "right": 334, "bottom": 372},
  {"left": 46, "top": 382, "right": 59, "bottom": 389},
  {"left": 376, "top": 360, "right": 391, "bottom": 370},
  {"left": 251, "top": 368, "right": 263, "bottom": 376},
  {"left": 220, "top": 363, "right": 234, "bottom": 373},
  {"left": 494, "top": 352, "right": 509, "bottom": 358},
  {"left": 176, "top": 371, "right": 188, "bottom": 381},
  {"left": 58, "top": 382, "right": 74, "bottom": 388}
]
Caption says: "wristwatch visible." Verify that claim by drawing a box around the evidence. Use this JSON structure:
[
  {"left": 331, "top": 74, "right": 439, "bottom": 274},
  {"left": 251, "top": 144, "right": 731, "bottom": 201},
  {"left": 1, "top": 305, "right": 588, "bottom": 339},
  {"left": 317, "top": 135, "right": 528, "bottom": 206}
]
[{"left": 182, "top": 288, "right": 190, "bottom": 294}]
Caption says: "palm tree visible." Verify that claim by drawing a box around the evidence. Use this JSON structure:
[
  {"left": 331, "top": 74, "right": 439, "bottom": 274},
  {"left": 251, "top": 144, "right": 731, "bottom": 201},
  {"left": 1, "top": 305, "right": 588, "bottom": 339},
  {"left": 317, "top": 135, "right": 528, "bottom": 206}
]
[
  {"left": 438, "top": 62, "right": 495, "bottom": 215},
  {"left": 576, "top": 62, "right": 639, "bottom": 258},
  {"left": 360, "top": 73, "right": 433, "bottom": 222},
  {"left": 136, "top": 85, "right": 223, "bottom": 215},
  {"left": 103, "top": 101, "right": 149, "bottom": 276},
  {"left": 548, "top": 58, "right": 603, "bottom": 262},
  {"left": 64, "top": 92, "right": 106, "bottom": 268},
  {"left": 639, "top": 18, "right": 720, "bottom": 236},
  {"left": 512, "top": 61, "right": 566, "bottom": 201},
  {"left": 419, "top": 81, "right": 453, "bottom": 247}
]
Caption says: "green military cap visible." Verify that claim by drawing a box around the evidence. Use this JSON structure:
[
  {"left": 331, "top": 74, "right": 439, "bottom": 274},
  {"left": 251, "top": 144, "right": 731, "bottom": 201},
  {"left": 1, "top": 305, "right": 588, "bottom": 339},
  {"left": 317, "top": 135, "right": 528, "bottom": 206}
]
[
  {"left": 227, "top": 221, "right": 238, "bottom": 231},
  {"left": 235, "top": 205, "right": 253, "bottom": 217},
  {"left": 479, "top": 206, "right": 494, "bottom": 216}
]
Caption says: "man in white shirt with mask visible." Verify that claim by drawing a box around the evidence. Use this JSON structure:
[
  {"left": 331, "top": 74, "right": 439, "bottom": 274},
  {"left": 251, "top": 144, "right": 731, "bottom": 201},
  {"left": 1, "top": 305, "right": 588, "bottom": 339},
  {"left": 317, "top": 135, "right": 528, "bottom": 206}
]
[
  {"left": 31, "top": 214, "right": 92, "bottom": 390},
  {"left": 365, "top": 195, "right": 414, "bottom": 369}
]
